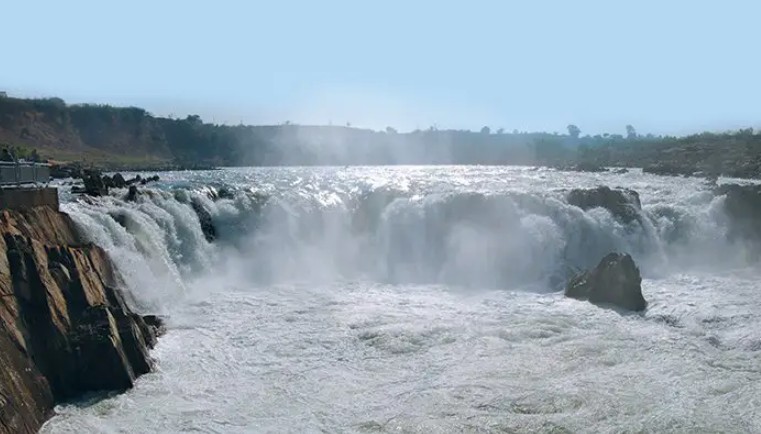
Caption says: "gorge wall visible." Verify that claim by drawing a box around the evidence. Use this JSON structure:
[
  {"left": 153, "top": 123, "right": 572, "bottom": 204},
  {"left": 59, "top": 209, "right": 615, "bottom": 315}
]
[{"left": 0, "top": 205, "right": 161, "bottom": 434}]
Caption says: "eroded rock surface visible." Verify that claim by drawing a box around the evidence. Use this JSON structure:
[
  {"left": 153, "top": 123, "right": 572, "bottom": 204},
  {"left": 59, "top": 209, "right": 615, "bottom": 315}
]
[{"left": 0, "top": 207, "right": 162, "bottom": 434}]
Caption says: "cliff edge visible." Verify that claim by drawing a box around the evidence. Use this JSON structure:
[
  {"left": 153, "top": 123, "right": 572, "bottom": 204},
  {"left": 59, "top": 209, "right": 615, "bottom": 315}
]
[{"left": 0, "top": 206, "right": 162, "bottom": 433}]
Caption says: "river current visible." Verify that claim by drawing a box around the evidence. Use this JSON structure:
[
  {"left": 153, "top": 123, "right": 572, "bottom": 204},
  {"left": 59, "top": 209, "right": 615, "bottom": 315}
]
[{"left": 41, "top": 166, "right": 761, "bottom": 433}]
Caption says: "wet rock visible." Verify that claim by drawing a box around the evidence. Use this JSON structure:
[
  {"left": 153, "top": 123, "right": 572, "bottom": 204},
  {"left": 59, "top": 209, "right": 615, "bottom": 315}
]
[
  {"left": 715, "top": 183, "right": 761, "bottom": 239},
  {"left": 112, "top": 173, "right": 127, "bottom": 188},
  {"left": 567, "top": 186, "right": 642, "bottom": 224},
  {"left": 217, "top": 187, "right": 235, "bottom": 200},
  {"left": 126, "top": 185, "right": 139, "bottom": 202},
  {"left": 190, "top": 198, "right": 216, "bottom": 242},
  {"left": 566, "top": 252, "right": 647, "bottom": 312},
  {"left": 81, "top": 170, "right": 108, "bottom": 196},
  {"left": 50, "top": 164, "right": 83, "bottom": 180},
  {"left": 0, "top": 207, "right": 162, "bottom": 433}
]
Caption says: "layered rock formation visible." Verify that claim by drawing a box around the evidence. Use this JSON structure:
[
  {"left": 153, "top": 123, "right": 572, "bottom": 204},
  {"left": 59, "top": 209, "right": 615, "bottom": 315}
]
[{"left": 0, "top": 206, "right": 162, "bottom": 434}]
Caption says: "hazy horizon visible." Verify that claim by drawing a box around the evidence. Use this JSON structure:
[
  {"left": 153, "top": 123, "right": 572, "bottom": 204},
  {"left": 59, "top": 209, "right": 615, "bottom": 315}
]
[{"left": 3, "top": 0, "right": 760, "bottom": 136}]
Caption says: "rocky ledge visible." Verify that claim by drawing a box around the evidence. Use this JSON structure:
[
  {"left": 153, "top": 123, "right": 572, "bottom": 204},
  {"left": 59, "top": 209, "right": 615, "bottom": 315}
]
[
  {"left": 0, "top": 206, "right": 162, "bottom": 434},
  {"left": 567, "top": 186, "right": 642, "bottom": 224}
]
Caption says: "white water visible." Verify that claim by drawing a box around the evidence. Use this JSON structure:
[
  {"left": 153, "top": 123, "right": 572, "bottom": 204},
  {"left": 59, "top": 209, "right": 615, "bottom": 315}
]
[{"left": 42, "top": 166, "right": 761, "bottom": 433}]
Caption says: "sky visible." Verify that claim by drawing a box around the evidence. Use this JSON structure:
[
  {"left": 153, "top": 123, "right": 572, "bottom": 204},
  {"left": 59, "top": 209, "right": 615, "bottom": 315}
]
[{"left": 1, "top": 0, "right": 760, "bottom": 136}]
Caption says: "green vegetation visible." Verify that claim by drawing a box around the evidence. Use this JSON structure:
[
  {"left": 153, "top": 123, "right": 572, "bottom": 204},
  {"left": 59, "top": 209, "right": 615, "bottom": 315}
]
[{"left": 1, "top": 95, "right": 760, "bottom": 177}]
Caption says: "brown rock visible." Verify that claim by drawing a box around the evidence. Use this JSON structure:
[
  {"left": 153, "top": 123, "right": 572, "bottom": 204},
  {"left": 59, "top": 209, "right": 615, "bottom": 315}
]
[{"left": 0, "top": 206, "right": 162, "bottom": 433}]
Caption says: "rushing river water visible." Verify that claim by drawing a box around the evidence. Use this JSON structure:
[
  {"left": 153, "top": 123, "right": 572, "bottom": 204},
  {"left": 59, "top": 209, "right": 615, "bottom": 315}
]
[{"left": 42, "top": 166, "right": 761, "bottom": 433}]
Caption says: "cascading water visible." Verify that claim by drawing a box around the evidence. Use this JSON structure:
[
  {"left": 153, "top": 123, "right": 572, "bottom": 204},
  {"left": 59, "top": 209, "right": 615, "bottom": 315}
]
[{"left": 44, "top": 166, "right": 761, "bottom": 433}]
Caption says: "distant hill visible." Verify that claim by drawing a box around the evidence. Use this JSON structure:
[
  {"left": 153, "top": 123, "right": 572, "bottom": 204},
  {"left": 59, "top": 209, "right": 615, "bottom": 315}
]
[{"left": 1, "top": 95, "right": 760, "bottom": 176}]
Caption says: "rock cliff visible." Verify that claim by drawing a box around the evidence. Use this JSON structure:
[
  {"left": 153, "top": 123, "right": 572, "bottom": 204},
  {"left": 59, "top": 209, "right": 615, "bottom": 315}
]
[{"left": 0, "top": 206, "right": 162, "bottom": 434}]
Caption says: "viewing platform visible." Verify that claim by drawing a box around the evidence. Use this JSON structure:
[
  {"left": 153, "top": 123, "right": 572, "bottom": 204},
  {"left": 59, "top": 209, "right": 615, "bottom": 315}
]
[{"left": 0, "top": 161, "right": 58, "bottom": 210}]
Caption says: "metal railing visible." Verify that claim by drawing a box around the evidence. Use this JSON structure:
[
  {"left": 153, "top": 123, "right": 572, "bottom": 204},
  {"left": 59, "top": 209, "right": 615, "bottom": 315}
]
[{"left": 0, "top": 161, "right": 51, "bottom": 186}]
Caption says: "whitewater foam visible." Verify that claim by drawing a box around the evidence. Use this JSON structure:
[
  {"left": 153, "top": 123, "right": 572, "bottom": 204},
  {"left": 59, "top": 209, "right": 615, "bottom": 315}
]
[{"left": 43, "top": 166, "right": 761, "bottom": 433}]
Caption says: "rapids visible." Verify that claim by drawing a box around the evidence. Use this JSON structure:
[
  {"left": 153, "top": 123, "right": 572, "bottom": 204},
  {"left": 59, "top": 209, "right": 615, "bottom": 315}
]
[{"left": 42, "top": 166, "right": 761, "bottom": 433}]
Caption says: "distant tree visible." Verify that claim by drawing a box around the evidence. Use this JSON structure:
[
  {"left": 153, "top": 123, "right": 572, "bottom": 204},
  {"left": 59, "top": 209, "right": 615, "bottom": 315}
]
[
  {"left": 385, "top": 126, "right": 397, "bottom": 134},
  {"left": 185, "top": 114, "right": 202, "bottom": 126},
  {"left": 480, "top": 126, "right": 491, "bottom": 135},
  {"left": 567, "top": 124, "right": 581, "bottom": 139},
  {"left": 497, "top": 128, "right": 505, "bottom": 135},
  {"left": 626, "top": 125, "right": 637, "bottom": 140},
  {"left": 30, "top": 149, "right": 40, "bottom": 162}
]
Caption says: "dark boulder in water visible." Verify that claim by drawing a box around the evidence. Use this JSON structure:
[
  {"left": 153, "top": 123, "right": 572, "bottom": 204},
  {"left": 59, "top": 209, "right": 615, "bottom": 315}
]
[
  {"left": 82, "top": 170, "right": 108, "bottom": 196},
  {"left": 191, "top": 198, "right": 217, "bottom": 242},
  {"left": 126, "top": 185, "right": 140, "bottom": 202},
  {"left": 217, "top": 187, "right": 235, "bottom": 200},
  {"left": 112, "top": 173, "right": 127, "bottom": 188},
  {"left": 565, "top": 252, "right": 647, "bottom": 312},
  {"left": 567, "top": 186, "right": 642, "bottom": 224},
  {"left": 715, "top": 183, "right": 761, "bottom": 239}
]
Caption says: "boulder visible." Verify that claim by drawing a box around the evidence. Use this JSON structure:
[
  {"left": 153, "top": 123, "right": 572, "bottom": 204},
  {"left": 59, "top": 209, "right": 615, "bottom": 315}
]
[
  {"left": 217, "top": 187, "right": 235, "bottom": 200},
  {"left": 112, "top": 173, "right": 127, "bottom": 188},
  {"left": 566, "top": 252, "right": 647, "bottom": 311},
  {"left": 126, "top": 185, "right": 140, "bottom": 202},
  {"left": 567, "top": 186, "right": 642, "bottom": 224},
  {"left": 81, "top": 170, "right": 108, "bottom": 197},
  {"left": 715, "top": 183, "right": 761, "bottom": 239}
]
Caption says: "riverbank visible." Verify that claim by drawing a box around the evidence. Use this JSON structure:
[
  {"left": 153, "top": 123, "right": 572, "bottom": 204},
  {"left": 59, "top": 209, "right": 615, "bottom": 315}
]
[{"left": 0, "top": 193, "right": 162, "bottom": 434}]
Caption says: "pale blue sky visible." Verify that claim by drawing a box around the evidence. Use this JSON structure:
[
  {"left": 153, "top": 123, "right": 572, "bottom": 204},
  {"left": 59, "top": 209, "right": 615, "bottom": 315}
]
[{"left": 2, "top": 0, "right": 759, "bottom": 135}]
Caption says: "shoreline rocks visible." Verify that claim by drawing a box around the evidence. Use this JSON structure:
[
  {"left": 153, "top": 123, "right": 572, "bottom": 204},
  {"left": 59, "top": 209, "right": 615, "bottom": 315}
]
[
  {"left": 565, "top": 252, "right": 647, "bottom": 312},
  {"left": 73, "top": 171, "right": 161, "bottom": 197},
  {"left": 0, "top": 207, "right": 163, "bottom": 433}
]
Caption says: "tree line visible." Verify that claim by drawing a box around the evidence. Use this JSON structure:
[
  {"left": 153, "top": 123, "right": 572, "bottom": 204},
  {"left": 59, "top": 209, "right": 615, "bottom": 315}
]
[{"left": 1, "top": 95, "right": 760, "bottom": 175}]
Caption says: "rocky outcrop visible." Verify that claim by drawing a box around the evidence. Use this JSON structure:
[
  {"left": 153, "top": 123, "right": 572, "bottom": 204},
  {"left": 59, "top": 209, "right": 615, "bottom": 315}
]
[
  {"left": 716, "top": 183, "right": 761, "bottom": 239},
  {"left": 565, "top": 252, "right": 647, "bottom": 311},
  {"left": 81, "top": 170, "right": 108, "bottom": 197},
  {"left": 567, "top": 186, "right": 642, "bottom": 224},
  {"left": 74, "top": 172, "right": 161, "bottom": 197},
  {"left": 0, "top": 206, "right": 162, "bottom": 434},
  {"left": 190, "top": 199, "right": 216, "bottom": 242}
]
